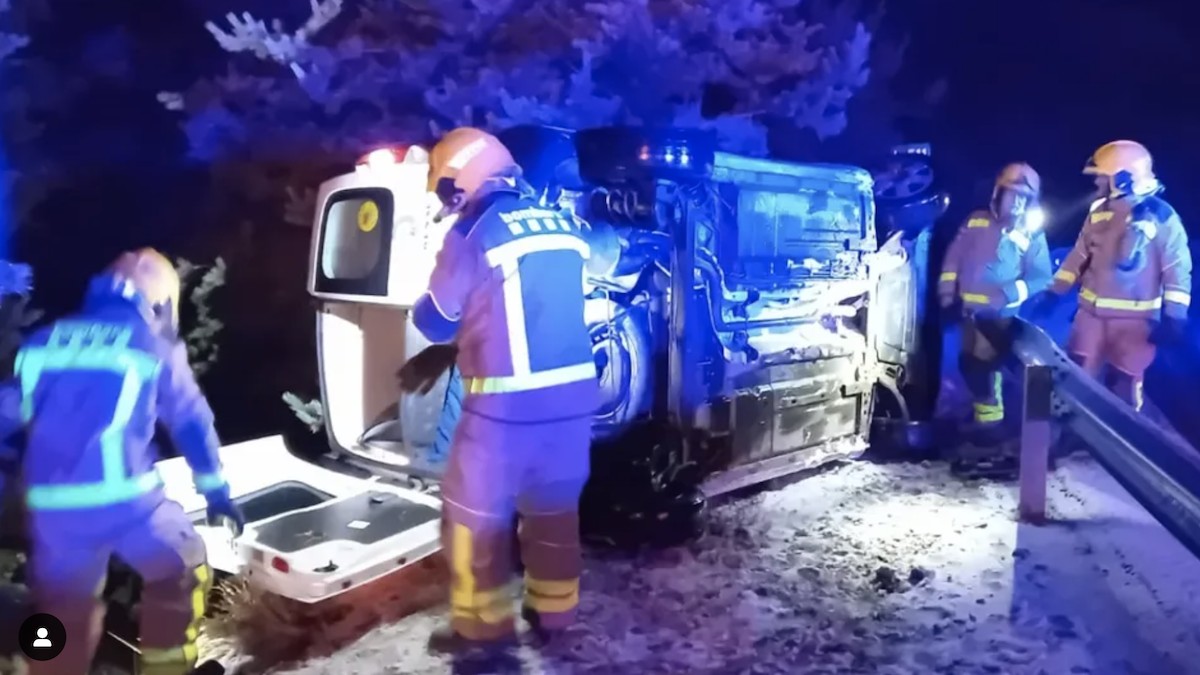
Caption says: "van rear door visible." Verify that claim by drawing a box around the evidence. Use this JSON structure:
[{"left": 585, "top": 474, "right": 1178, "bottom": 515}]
[
  {"left": 307, "top": 160, "right": 456, "bottom": 481},
  {"left": 157, "top": 435, "right": 441, "bottom": 601}
]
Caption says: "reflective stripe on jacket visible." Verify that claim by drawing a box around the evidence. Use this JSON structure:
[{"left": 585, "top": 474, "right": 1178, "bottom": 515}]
[
  {"left": 16, "top": 302, "right": 225, "bottom": 511},
  {"left": 939, "top": 210, "right": 1052, "bottom": 317},
  {"left": 1052, "top": 195, "right": 1192, "bottom": 320},
  {"left": 413, "top": 189, "right": 600, "bottom": 422}
]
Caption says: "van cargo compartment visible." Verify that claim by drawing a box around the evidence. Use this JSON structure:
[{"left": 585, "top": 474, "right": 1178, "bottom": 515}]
[
  {"left": 189, "top": 481, "right": 334, "bottom": 527},
  {"left": 253, "top": 490, "right": 440, "bottom": 554}
]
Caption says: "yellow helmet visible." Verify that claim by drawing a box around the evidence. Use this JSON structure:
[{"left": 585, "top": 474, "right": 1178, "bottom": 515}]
[
  {"left": 426, "top": 127, "right": 518, "bottom": 219},
  {"left": 104, "top": 248, "right": 181, "bottom": 335},
  {"left": 995, "top": 162, "right": 1041, "bottom": 198},
  {"left": 1083, "top": 140, "right": 1159, "bottom": 198}
]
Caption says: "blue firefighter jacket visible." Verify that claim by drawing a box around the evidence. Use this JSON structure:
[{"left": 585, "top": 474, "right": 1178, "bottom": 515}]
[
  {"left": 938, "top": 209, "right": 1053, "bottom": 318},
  {"left": 14, "top": 299, "right": 227, "bottom": 511},
  {"left": 412, "top": 187, "right": 600, "bottom": 423}
]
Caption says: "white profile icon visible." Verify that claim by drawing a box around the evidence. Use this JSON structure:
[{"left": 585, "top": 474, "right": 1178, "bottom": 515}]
[{"left": 32, "top": 627, "right": 52, "bottom": 648}]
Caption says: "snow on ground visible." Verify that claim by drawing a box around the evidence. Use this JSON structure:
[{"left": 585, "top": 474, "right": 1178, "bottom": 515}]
[{"left": 202, "top": 454, "right": 1200, "bottom": 675}]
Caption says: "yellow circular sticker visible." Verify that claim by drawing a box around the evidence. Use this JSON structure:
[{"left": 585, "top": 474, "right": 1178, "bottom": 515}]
[{"left": 357, "top": 200, "right": 379, "bottom": 232}]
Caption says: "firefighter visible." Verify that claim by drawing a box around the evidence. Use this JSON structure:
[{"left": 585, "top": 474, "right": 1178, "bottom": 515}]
[
  {"left": 15, "top": 249, "right": 245, "bottom": 675},
  {"left": 939, "top": 162, "right": 1052, "bottom": 446},
  {"left": 1029, "top": 140, "right": 1191, "bottom": 410},
  {"left": 407, "top": 127, "right": 599, "bottom": 653}
]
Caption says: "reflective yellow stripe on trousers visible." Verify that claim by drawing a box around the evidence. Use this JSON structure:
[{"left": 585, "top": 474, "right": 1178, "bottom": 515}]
[
  {"left": 450, "top": 524, "right": 513, "bottom": 627},
  {"left": 524, "top": 574, "right": 580, "bottom": 614},
  {"left": 465, "top": 362, "right": 597, "bottom": 395},
  {"left": 973, "top": 372, "right": 1004, "bottom": 423}
]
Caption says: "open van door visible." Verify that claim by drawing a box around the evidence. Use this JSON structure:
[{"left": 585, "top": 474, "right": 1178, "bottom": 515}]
[{"left": 308, "top": 147, "right": 456, "bottom": 480}]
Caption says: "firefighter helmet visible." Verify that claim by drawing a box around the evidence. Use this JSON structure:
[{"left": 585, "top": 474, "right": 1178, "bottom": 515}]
[
  {"left": 991, "top": 162, "right": 1041, "bottom": 225},
  {"left": 1083, "top": 140, "right": 1160, "bottom": 198},
  {"left": 995, "top": 162, "right": 1041, "bottom": 198},
  {"left": 89, "top": 248, "right": 181, "bottom": 337},
  {"left": 427, "top": 127, "right": 519, "bottom": 219}
]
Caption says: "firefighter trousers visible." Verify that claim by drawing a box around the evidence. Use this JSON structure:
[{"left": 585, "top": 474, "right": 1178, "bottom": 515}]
[
  {"left": 24, "top": 497, "right": 212, "bottom": 675},
  {"left": 439, "top": 410, "right": 591, "bottom": 641},
  {"left": 1067, "top": 310, "right": 1154, "bottom": 410},
  {"left": 958, "top": 316, "right": 1012, "bottom": 425}
]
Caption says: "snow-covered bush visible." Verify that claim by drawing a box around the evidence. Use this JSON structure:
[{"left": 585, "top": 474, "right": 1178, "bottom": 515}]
[
  {"left": 176, "top": 256, "right": 227, "bottom": 379},
  {"left": 164, "top": 0, "right": 889, "bottom": 217},
  {"left": 282, "top": 391, "right": 324, "bottom": 433}
]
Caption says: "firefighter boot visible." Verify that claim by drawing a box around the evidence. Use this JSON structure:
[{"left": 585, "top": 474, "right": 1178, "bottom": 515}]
[
  {"left": 950, "top": 416, "right": 1017, "bottom": 480},
  {"left": 426, "top": 626, "right": 520, "bottom": 657},
  {"left": 952, "top": 437, "right": 1019, "bottom": 480}
]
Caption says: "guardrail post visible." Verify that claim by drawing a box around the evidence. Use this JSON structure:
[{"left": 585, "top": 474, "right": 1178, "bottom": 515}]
[{"left": 1018, "top": 364, "right": 1054, "bottom": 523}]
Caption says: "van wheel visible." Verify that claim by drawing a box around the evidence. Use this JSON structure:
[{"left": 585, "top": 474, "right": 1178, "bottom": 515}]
[
  {"left": 871, "top": 151, "right": 949, "bottom": 237},
  {"left": 590, "top": 302, "right": 652, "bottom": 441}
]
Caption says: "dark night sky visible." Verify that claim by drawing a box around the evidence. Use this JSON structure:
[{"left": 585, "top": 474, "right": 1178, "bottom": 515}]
[{"left": 896, "top": 0, "right": 1200, "bottom": 241}]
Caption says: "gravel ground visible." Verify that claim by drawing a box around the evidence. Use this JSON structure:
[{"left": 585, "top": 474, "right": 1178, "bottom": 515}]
[{"left": 194, "top": 454, "right": 1200, "bottom": 675}]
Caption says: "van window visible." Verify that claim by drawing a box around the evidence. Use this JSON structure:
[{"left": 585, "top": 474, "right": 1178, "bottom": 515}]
[{"left": 321, "top": 195, "right": 385, "bottom": 280}]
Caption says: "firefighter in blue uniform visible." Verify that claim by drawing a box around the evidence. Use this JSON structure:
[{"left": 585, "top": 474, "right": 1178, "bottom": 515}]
[
  {"left": 15, "top": 249, "right": 245, "bottom": 675},
  {"left": 407, "top": 127, "right": 599, "bottom": 652}
]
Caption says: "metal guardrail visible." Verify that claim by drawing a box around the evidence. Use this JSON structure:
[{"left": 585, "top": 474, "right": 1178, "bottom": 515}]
[{"left": 1009, "top": 318, "right": 1200, "bottom": 559}]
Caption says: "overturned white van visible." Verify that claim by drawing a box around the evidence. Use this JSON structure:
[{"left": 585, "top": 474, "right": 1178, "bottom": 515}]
[{"left": 156, "top": 125, "right": 927, "bottom": 600}]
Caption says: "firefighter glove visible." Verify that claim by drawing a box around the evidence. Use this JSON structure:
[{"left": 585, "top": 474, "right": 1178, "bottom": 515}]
[
  {"left": 398, "top": 344, "right": 459, "bottom": 394},
  {"left": 204, "top": 485, "right": 246, "bottom": 536}
]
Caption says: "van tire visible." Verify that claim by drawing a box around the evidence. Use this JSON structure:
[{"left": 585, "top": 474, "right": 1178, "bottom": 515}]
[
  {"left": 591, "top": 303, "right": 652, "bottom": 441},
  {"left": 871, "top": 153, "right": 948, "bottom": 237}
]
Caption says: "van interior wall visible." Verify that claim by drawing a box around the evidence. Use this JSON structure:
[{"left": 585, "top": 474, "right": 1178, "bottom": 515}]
[
  {"left": 321, "top": 302, "right": 410, "bottom": 446},
  {"left": 360, "top": 303, "right": 411, "bottom": 430}
]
